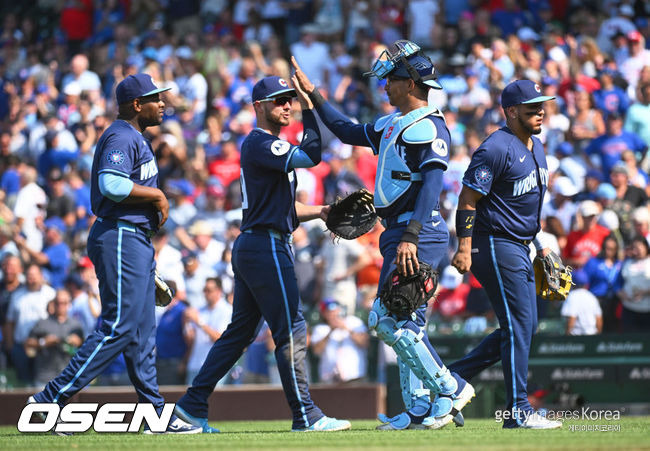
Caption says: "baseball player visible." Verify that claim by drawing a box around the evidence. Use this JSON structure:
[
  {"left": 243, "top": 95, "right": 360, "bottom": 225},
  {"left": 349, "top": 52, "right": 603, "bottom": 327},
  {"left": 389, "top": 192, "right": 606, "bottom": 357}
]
[
  {"left": 292, "top": 41, "right": 474, "bottom": 430},
  {"left": 450, "top": 79, "right": 562, "bottom": 429},
  {"left": 29, "top": 74, "right": 200, "bottom": 434},
  {"left": 173, "top": 76, "right": 351, "bottom": 433}
]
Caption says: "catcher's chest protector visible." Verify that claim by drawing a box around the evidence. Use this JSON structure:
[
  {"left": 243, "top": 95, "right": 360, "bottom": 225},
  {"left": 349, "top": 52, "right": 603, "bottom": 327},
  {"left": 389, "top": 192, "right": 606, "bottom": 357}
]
[{"left": 373, "top": 106, "right": 442, "bottom": 208}]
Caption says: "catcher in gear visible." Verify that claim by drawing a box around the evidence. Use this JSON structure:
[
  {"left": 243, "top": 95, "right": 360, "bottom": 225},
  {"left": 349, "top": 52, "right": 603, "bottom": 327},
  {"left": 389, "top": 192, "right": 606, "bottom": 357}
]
[
  {"left": 450, "top": 80, "right": 562, "bottom": 429},
  {"left": 293, "top": 42, "right": 474, "bottom": 431},
  {"left": 326, "top": 189, "right": 377, "bottom": 240}
]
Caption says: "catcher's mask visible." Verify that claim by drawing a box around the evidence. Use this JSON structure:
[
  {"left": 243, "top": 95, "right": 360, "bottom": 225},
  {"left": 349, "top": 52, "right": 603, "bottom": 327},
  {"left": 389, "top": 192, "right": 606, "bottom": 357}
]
[{"left": 364, "top": 40, "right": 442, "bottom": 89}]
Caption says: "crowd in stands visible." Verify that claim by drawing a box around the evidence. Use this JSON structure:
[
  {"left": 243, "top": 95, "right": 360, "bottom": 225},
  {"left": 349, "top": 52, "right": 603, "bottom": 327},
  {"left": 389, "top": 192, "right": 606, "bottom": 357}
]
[{"left": 0, "top": 0, "right": 649, "bottom": 389}]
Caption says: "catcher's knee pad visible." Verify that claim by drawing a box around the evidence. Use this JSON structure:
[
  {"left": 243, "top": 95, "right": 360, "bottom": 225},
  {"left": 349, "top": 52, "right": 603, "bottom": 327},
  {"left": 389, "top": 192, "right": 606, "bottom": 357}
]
[
  {"left": 368, "top": 297, "right": 389, "bottom": 332},
  {"left": 375, "top": 316, "right": 400, "bottom": 345},
  {"left": 399, "top": 359, "right": 430, "bottom": 415},
  {"left": 392, "top": 328, "right": 457, "bottom": 396}
]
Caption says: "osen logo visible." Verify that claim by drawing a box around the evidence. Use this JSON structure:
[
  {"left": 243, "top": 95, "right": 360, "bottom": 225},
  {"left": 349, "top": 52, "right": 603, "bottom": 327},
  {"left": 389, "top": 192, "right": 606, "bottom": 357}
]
[{"left": 271, "top": 140, "right": 291, "bottom": 156}]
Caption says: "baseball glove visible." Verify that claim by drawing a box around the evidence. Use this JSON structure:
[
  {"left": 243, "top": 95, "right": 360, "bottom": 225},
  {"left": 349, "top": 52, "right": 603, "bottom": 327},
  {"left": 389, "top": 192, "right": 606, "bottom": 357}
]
[
  {"left": 326, "top": 189, "right": 377, "bottom": 240},
  {"left": 533, "top": 251, "right": 573, "bottom": 301},
  {"left": 380, "top": 261, "right": 438, "bottom": 316},
  {"left": 154, "top": 269, "right": 174, "bottom": 307}
]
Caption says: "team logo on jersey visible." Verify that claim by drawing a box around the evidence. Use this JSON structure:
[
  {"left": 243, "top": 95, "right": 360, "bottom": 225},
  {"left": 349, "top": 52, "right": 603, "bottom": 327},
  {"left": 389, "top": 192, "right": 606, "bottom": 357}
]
[
  {"left": 271, "top": 139, "right": 291, "bottom": 156},
  {"left": 431, "top": 139, "right": 448, "bottom": 157},
  {"left": 384, "top": 126, "right": 394, "bottom": 139},
  {"left": 279, "top": 78, "right": 288, "bottom": 87},
  {"left": 475, "top": 165, "right": 492, "bottom": 184},
  {"left": 107, "top": 150, "right": 125, "bottom": 165}
]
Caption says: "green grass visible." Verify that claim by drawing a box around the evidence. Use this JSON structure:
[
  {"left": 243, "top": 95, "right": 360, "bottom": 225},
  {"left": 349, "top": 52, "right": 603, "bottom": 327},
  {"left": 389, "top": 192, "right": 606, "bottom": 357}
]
[{"left": 1, "top": 417, "right": 649, "bottom": 450}]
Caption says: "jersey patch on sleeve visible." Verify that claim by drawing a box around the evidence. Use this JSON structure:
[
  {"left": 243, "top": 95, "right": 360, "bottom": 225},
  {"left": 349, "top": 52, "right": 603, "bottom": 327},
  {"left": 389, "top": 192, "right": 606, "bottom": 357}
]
[
  {"left": 475, "top": 165, "right": 493, "bottom": 184},
  {"left": 107, "top": 149, "right": 126, "bottom": 165},
  {"left": 431, "top": 139, "right": 448, "bottom": 157},
  {"left": 270, "top": 140, "right": 291, "bottom": 156}
]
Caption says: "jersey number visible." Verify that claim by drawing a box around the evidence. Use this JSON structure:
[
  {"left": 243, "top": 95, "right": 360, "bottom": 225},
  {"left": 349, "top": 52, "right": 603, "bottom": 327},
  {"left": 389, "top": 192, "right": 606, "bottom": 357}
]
[{"left": 240, "top": 168, "right": 249, "bottom": 210}]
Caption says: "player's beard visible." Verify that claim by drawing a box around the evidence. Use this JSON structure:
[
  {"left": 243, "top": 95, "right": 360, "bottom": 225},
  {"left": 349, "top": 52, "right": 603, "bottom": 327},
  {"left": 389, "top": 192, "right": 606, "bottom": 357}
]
[
  {"left": 267, "top": 108, "right": 290, "bottom": 127},
  {"left": 518, "top": 116, "right": 542, "bottom": 135}
]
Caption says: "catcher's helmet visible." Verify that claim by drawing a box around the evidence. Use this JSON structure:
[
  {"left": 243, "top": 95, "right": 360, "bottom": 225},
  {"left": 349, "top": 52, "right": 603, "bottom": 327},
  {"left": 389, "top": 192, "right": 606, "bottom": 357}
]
[{"left": 365, "top": 40, "right": 442, "bottom": 89}]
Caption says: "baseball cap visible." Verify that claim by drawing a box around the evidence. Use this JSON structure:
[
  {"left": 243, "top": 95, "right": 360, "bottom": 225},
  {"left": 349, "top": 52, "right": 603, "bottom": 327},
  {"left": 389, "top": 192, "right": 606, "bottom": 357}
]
[
  {"left": 595, "top": 183, "right": 616, "bottom": 200},
  {"left": 598, "top": 209, "right": 620, "bottom": 230},
  {"left": 440, "top": 266, "right": 463, "bottom": 290},
  {"left": 586, "top": 169, "right": 603, "bottom": 181},
  {"left": 319, "top": 298, "right": 341, "bottom": 314},
  {"left": 571, "top": 269, "right": 589, "bottom": 288},
  {"left": 115, "top": 73, "right": 171, "bottom": 105},
  {"left": 579, "top": 200, "right": 600, "bottom": 217},
  {"left": 252, "top": 76, "right": 296, "bottom": 102},
  {"left": 45, "top": 216, "right": 66, "bottom": 233},
  {"left": 501, "top": 79, "right": 555, "bottom": 108},
  {"left": 553, "top": 176, "right": 578, "bottom": 197},
  {"left": 627, "top": 30, "right": 643, "bottom": 42},
  {"left": 611, "top": 161, "right": 629, "bottom": 176}
]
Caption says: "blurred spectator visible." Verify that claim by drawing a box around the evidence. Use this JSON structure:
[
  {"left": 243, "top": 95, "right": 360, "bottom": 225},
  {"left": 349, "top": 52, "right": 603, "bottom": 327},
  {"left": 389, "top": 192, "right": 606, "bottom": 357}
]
[
  {"left": 594, "top": 69, "right": 630, "bottom": 118},
  {"left": 290, "top": 24, "right": 330, "bottom": 89},
  {"left": 310, "top": 298, "right": 368, "bottom": 383},
  {"left": 24, "top": 289, "right": 83, "bottom": 387},
  {"left": 13, "top": 167, "right": 47, "bottom": 252},
  {"left": 44, "top": 168, "right": 76, "bottom": 227},
  {"left": 65, "top": 272, "right": 99, "bottom": 339},
  {"left": 0, "top": 255, "right": 23, "bottom": 360},
  {"left": 318, "top": 232, "right": 371, "bottom": 315},
  {"left": 322, "top": 149, "right": 365, "bottom": 205},
  {"left": 156, "top": 280, "right": 189, "bottom": 385},
  {"left": 563, "top": 200, "right": 611, "bottom": 268},
  {"left": 620, "top": 31, "right": 650, "bottom": 101},
  {"left": 181, "top": 250, "right": 216, "bottom": 309},
  {"left": 242, "top": 322, "right": 276, "bottom": 384},
  {"left": 61, "top": 54, "right": 101, "bottom": 98},
  {"left": 624, "top": 82, "right": 650, "bottom": 152},
  {"left": 610, "top": 162, "right": 649, "bottom": 244},
  {"left": 585, "top": 112, "right": 646, "bottom": 177},
  {"left": 569, "top": 89, "right": 605, "bottom": 152},
  {"left": 152, "top": 229, "right": 186, "bottom": 301},
  {"left": 560, "top": 270, "right": 603, "bottom": 336},
  {"left": 5, "top": 263, "right": 55, "bottom": 384},
  {"left": 186, "top": 220, "right": 225, "bottom": 270},
  {"left": 632, "top": 207, "right": 650, "bottom": 246},
  {"left": 14, "top": 217, "right": 70, "bottom": 289},
  {"left": 542, "top": 176, "right": 578, "bottom": 233},
  {"left": 292, "top": 226, "right": 321, "bottom": 308},
  {"left": 582, "top": 235, "right": 623, "bottom": 333},
  {"left": 617, "top": 237, "right": 650, "bottom": 332},
  {"left": 432, "top": 266, "right": 469, "bottom": 320},
  {"left": 620, "top": 149, "right": 649, "bottom": 189},
  {"left": 184, "top": 277, "right": 232, "bottom": 384}
]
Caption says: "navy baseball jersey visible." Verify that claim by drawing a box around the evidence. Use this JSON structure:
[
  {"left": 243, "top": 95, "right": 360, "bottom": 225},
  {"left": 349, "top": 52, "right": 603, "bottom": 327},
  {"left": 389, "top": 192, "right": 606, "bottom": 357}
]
[
  {"left": 239, "top": 129, "right": 300, "bottom": 234},
  {"left": 90, "top": 120, "right": 160, "bottom": 229},
  {"left": 463, "top": 127, "right": 549, "bottom": 241}
]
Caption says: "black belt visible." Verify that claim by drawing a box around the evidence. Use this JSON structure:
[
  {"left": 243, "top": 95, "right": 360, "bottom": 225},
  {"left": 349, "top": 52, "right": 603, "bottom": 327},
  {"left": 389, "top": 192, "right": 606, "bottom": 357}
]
[{"left": 490, "top": 232, "right": 531, "bottom": 246}]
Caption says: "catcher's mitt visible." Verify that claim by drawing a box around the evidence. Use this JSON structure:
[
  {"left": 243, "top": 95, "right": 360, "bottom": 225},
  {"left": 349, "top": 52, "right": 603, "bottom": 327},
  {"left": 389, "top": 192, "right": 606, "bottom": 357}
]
[
  {"left": 380, "top": 261, "right": 438, "bottom": 316},
  {"left": 154, "top": 269, "right": 174, "bottom": 307},
  {"left": 326, "top": 189, "right": 378, "bottom": 240},
  {"left": 533, "top": 251, "right": 573, "bottom": 301}
]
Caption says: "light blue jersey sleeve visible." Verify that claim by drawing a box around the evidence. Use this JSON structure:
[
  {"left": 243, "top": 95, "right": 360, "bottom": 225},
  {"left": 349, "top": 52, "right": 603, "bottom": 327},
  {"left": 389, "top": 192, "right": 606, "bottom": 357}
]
[{"left": 99, "top": 172, "right": 134, "bottom": 202}]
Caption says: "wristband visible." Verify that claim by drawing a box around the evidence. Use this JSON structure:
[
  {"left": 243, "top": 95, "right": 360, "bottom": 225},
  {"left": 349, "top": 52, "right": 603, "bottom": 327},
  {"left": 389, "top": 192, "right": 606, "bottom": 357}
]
[
  {"left": 456, "top": 210, "right": 475, "bottom": 238},
  {"left": 400, "top": 219, "right": 422, "bottom": 246},
  {"left": 308, "top": 89, "right": 325, "bottom": 107}
]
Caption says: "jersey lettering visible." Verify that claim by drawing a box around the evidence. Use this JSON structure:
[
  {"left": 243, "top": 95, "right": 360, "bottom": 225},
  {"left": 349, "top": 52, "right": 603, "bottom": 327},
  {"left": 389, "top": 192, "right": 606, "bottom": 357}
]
[
  {"left": 512, "top": 168, "right": 549, "bottom": 197},
  {"left": 240, "top": 168, "right": 249, "bottom": 210},
  {"left": 139, "top": 159, "right": 158, "bottom": 180}
]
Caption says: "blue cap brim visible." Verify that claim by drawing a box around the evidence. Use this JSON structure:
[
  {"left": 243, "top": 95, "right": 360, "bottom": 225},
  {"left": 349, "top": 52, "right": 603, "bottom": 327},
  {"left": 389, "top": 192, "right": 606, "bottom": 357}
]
[
  {"left": 521, "top": 95, "right": 555, "bottom": 104},
  {"left": 141, "top": 86, "right": 172, "bottom": 97},
  {"left": 263, "top": 88, "right": 297, "bottom": 100}
]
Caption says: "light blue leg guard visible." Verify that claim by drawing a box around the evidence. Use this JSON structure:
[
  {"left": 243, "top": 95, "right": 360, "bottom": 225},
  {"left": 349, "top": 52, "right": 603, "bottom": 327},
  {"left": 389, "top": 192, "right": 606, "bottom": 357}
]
[
  {"left": 368, "top": 299, "right": 457, "bottom": 397},
  {"left": 398, "top": 358, "right": 430, "bottom": 417}
]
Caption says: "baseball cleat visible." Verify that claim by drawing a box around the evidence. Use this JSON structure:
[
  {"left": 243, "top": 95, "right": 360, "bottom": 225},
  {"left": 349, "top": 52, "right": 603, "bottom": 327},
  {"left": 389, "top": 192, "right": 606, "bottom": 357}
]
[
  {"left": 520, "top": 412, "right": 562, "bottom": 429},
  {"left": 143, "top": 415, "right": 203, "bottom": 434},
  {"left": 173, "top": 405, "right": 220, "bottom": 433},
  {"left": 425, "top": 383, "right": 475, "bottom": 430},
  {"left": 26, "top": 396, "right": 72, "bottom": 436},
  {"left": 292, "top": 416, "right": 351, "bottom": 432}
]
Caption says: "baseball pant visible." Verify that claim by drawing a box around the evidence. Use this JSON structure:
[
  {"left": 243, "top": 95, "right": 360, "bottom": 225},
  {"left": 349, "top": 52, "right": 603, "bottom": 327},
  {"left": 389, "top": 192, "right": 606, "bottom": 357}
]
[
  {"left": 448, "top": 235, "right": 537, "bottom": 427},
  {"left": 177, "top": 230, "right": 323, "bottom": 430},
  {"left": 35, "top": 219, "right": 164, "bottom": 409}
]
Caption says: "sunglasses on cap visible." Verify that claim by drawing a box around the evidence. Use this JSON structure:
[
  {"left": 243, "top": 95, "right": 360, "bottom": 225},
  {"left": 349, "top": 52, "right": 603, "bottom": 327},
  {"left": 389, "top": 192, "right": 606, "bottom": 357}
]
[{"left": 258, "top": 96, "right": 293, "bottom": 106}]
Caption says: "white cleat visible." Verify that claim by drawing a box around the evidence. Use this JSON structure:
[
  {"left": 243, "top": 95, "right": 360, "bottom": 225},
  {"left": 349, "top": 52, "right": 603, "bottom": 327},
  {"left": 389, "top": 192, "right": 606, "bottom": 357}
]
[
  {"left": 521, "top": 412, "right": 562, "bottom": 429},
  {"left": 425, "top": 383, "right": 475, "bottom": 430}
]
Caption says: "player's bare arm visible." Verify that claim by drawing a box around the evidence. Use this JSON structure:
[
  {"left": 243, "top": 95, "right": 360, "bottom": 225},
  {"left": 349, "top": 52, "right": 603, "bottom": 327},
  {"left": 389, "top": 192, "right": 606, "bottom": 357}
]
[
  {"left": 291, "top": 73, "right": 313, "bottom": 110},
  {"left": 120, "top": 184, "right": 169, "bottom": 226},
  {"left": 295, "top": 201, "right": 330, "bottom": 222},
  {"left": 452, "top": 186, "right": 483, "bottom": 274}
]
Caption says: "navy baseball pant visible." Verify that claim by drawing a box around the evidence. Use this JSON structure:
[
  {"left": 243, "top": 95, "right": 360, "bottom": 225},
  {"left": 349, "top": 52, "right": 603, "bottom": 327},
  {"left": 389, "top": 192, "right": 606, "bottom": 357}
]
[
  {"left": 177, "top": 230, "right": 323, "bottom": 430},
  {"left": 378, "top": 224, "right": 467, "bottom": 393},
  {"left": 448, "top": 235, "right": 537, "bottom": 427},
  {"left": 35, "top": 219, "right": 164, "bottom": 409}
]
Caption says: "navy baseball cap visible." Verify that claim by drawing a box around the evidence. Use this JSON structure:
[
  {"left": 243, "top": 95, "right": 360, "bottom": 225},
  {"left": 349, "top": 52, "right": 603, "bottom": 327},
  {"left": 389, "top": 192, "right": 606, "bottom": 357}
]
[
  {"left": 252, "top": 76, "right": 296, "bottom": 102},
  {"left": 115, "top": 74, "right": 171, "bottom": 105},
  {"left": 501, "top": 79, "right": 555, "bottom": 108}
]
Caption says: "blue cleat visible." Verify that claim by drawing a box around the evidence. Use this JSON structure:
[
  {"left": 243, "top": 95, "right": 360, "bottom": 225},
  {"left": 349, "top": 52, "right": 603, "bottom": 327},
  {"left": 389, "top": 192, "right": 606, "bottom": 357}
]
[
  {"left": 173, "top": 405, "right": 220, "bottom": 433},
  {"left": 292, "top": 416, "right": 351, "bottom": 432}
]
